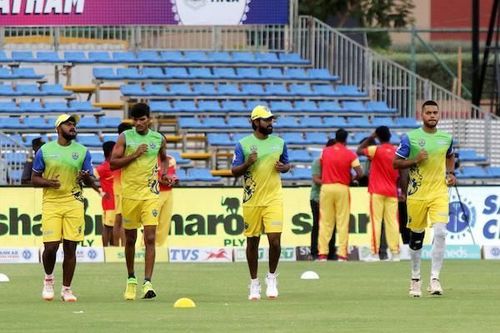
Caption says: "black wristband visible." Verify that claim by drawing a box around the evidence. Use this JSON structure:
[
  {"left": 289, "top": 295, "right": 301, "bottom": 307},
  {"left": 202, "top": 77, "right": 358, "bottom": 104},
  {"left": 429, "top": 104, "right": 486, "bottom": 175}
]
[{"left": 446, "top": 171, "right": 455, "bottom": 175}]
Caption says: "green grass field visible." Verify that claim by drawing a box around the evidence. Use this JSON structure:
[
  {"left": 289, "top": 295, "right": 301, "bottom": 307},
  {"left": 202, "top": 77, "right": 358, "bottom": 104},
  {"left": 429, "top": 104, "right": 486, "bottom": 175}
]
[{"left": 1, "top": 261, "right": 499, "bottom": 332}]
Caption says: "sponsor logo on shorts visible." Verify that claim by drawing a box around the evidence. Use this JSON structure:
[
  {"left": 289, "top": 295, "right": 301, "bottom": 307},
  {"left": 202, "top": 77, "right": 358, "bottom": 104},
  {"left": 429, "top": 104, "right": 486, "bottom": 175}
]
[{"left": 270, "top": 221, "right": 282, "bottom": 226}]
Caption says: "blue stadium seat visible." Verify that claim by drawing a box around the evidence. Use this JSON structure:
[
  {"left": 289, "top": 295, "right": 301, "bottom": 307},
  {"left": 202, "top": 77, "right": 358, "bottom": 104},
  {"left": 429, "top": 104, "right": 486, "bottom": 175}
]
[
  {"left": 246, "top": 100, "right": 267, "bottom": 110},
  {"left": 189, "top": 68, "right": 214, "bottom": 79},
  {"left": 178, "top": 117, "right": 203, "bottom": 129},
  {"left": 36, "top": 51, "right": 62, "bottom": 63},
  {"left": 0, "top": 102, "right": 18, "bottom": 113},
  {"left": 77, "top": 135, "right": 102, "bottom": 147},
  {"left": 101, "top": 117, "right": 121, "bottom": 128},
  {"left": 458, "top": 149, "right": 487, "bottom": 162},
  {"left": 274, "top": 117, "right": 300, "bottom": 129},
  {"left": 112, "top": 52, "right": 140, "bottom": 63},
  {"left": 213, "top": 67, "right": 237, "bottom": 79},
  {"left": 120, "top": 84, "right": 146, "bottom": 96},
  {"left": 367, "top": 101, "right": 397, "bottom": 113},
  {"left": 43, "top": 102, "right": 68, "bottom": 112},
  {"left": 64, "top": 51, "right": 90, "bottom": 63},
  {"left": 231, "top": 52, "right": 257, "bottom": 63},
  {"left": 277, "top": 53, "right": 309, "bottom": 64},
  {"left": 117, "top": 68, "right": 144, "bottom": 80},
  {"left": 308, "top": 68, "right": 339, "bottom": 81},
  {"left": 226, "top": 117, "right": 249, "bottom": 129},
  {"left": 3, "top": 152, "right": 27, "bottom": 164},
  {"left": 371, "top": 117, "right": 395, "bottom": 127},
  {"left": 187, "top": 168, "right": 221, "bottom": 182},
  {"left": 313, "top": 84, "right": 337, "bottom": 96},
  {"left": 288, "top": 150, "right": 312, "bottom": 162},
  {"left": 218, "top": 83, "right": 242, "bottom": 96},
  {"left": 207, "top": 133, "right": 232, "bottom": 146},
  {"left": 255, "top": 53, "right": 280, "bottom": 63},
  {"left": 0, "top": 117, "right": 25, "bottom": 129},
  {"left": 203, "top": 117, "right": 228, "bottom": 129},
  {"left": 301, "top": 117, "right": 328, "bottom": 128},
  {"left": 168, "top": 151, "right": 191, "bottom": 165},
  {"left": 24, "top": 134, "right": 48, "bottom": 143},
  {"left": 150, "top": 101, "right": 173, "bottom": 113},
  {"left": 78, "top": 117, "right": 99, "bottom": 128},
  {"left": 293, "top": 167, "right": 313, "bottom": 179},
  {"left": 42, "top": 84, "right": 71, "bottom": 96},
  {"left": 102, "top": 134, "right": 118, "bottom": 142},
  {"left": 88, "top": 51, "right": 114, "bottom": 63},
  {"left": 266, "top": 84, "right": 290, "bottom": 96},
  {"left": 317, "top": 101, "right": 343, "bottom": 112},
  {"left": 261, "top": 68, "right": 284, "bottom": 80},
  {"left": 289, "top": 84, "right": 315, "bottom": 96},
  {"left": 17, "top": 84, "right": 44, "bottom": 96},
  {"left": 19, "top": 101, "right": 45, "bottom": 112},
  {"left": 0, "top": 68, "right": 13, "bottom": 79},
  {"left": 12, "top": 51, "right": 35, "bottom": 62},
  {"left": 24, "top": 117, "right": 52, "bottom": 129},
  {"left": 168, "top": 83, "right": 193, "bottom": 95},
  {"left": 143, "top": 67, "right": 167, "bottom": 79},
  {"left": 69, "top": 101, "right": 100, "bottom": 112},
  {"left": 137, "top": 51, "right": 162, "bottom": 63},
  {"left": 90, "top": 151, "right": 105, "bottom": 165},
  {"left": 342, "top": 101, "right": 368, "bottom": 113},
  {"left": 183, "top": 51, "right": 209, "bottom": 63},
  {"left": 145, "top": 84, "right": 168, "bottom": 96},
  {"left": 350, "top": 132, "right": 371, "bottom": 144},
  {"left": 193, "top": 83, "right": 216, "bottom": 96},
  {"left": 336, "top": 85, "right": 366, "bottom": 97},
  {"left": 198, "top": 100, "right": 222, "bottom": 113},
  {"left": 0, "top": 85, "right": 20, "bottom": 96},
  {"left": 296, "top": 101, "right": 318, "bottom": 112},
  {"left": 285, "top": 68, "right": 308, "bottom": 80},
  {"left": 165, "top": 67, "right": 189, "bottom": 79},
  {"left": 348, "top": 117, "right": 371, "bottom": 128},
  {"left": 160, "top": 51, "right": 185, "bottom": 63},
  {"left": 222, "top": 100, "right": 246, "bottom": 113},
  {"left": 281, "top": 132, "right": 305, "bottom": 144},
  {"left": 173, "top": 100, "right": 198, "bottom": 112},
  {"left": 93, "top": 67, "right": 117, "bottom": 80},
  {"left": 12, "top": 68, "right": 43, "bottom": 79},
  {"left": 207, "top": 52, "right": 232, "bottom": 63},
  {"left": 459, "top": 166, "right": 489, "bottom": 178},
  {"left": 394, "top": 117, "right": 418, "bottom": 128},
  {"left": 0, "top": 51, "right": 9, "bottom": 62},
  {"left": 237, "top": 68, "right": 260, "bottom": 79},
  {"left": 270, "top": 101, "right": 294, "bottom": 112},
  {"left": 486, "top": 167, "right": 500, "bottom": 177},
  {"left": 323, "top": 116, "right": 348, "bottom": 127}
]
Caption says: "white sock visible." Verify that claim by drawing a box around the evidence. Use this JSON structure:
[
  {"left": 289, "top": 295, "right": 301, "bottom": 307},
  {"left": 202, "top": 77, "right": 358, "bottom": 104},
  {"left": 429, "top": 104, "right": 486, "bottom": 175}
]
[
  {"left": 267, "top": 272, "right": 276, "bottom": 278},
  {"left": 410, "top": 248, "right": 422, "bottom": 280},
  {"left": 44, "top": 273, "right": 54, "bottom": 280},
  {"left": 251, "top": 278, "right": 259, "bottom": 285},
  {"left": 431, "top": 223, "right": 447, "bottom": 280}
]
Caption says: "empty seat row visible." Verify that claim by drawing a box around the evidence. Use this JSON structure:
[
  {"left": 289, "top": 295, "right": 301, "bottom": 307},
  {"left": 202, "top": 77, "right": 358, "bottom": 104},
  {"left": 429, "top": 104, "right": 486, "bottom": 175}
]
[
  {"left": 1, "top": 51, "right": 310, "bottom": 65},
  {"left": 121, "top": 83, "right": 366, "bottom": 98},
  {"left": 0, "top": 67, "right": 43, "bottom": 80},
  {"left": 180, "top": 116, "right": 417, "bottom": 130},
  {"left": 0, "top": 101, "right": 100, "bottom": 113},
  {"left": 0, "top": 116, "right": 121, "bottom": 130},
  {"left": 150, "top": 100, "right": 396, "bottom": 114},
  {"left": 94, "top": 67, "right": 338, "bottom": 81},
  {"left": 0, "top": 84, "right": 71, "bottom": 97}
]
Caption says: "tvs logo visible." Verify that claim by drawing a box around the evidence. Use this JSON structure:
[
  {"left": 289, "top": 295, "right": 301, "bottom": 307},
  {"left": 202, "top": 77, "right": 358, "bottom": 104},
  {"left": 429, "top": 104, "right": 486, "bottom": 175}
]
[
  {"left": 205, "top": 249, "right": 230, "bottom": 260},
  {"left": 448, "top": 194, "right": 476, "bottom": 240},
  {"left": 22, "top": 250, "right": 32, "bottom": 260},
  {"left": 490, "top": 247, "right": 500, "bottom": 257},
  {"left": 87, "top": 249, "right": 97, "bottom": 260}
]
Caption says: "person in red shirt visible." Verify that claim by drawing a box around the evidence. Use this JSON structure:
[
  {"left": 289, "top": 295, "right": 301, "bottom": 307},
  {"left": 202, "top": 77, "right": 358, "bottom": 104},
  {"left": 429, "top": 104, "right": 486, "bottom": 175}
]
[
  {"left": 357, "top": 126, "right": 401, "bottom": 261},
  {"left": 156, "top": 154, "right": 178, "bottom": 247},
  {"left": 318, "top": 129, "right": 363, "bottom": 261},
  {"left": 94, "top": 141, "right": 116, "bottom": 247}
]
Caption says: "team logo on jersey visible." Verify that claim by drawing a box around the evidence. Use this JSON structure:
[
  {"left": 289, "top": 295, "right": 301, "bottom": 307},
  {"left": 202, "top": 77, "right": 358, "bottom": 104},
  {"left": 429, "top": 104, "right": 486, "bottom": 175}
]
[
  {"left": 72, "top": 152, "right": 80, "bottom": 160},
  {"left": 242, "top": 173, "right": 256, "bottom": 203},
  {"left": 418, "top": 138, "right": 426, "bottom": 147},
  {"left": 149, "top": 143, "right": 157, "bottom": 150},
  {"left": 152, "top": 209, "right": 159, "bottom": 217}
]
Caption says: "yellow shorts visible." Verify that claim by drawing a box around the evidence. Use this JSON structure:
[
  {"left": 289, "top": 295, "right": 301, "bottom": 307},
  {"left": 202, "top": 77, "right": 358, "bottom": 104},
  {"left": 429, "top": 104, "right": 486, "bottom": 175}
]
[
  {"left": 122, "top": 198, "right": 159, "bottom": 230},
  {"left": 42, "top": 200, "right": 85, "bottom": 242},
  {"left": 103, "top": 210, "right": 116, "bottom": 227},
  {"left": 114, "top": 194, "right": 122, "bottom": 215},
  {"left": 407, "top": 197, "right": 449, "bottom": 231},
  {"left": 242, "top": 205, "right": 283, "bottom": 237}
]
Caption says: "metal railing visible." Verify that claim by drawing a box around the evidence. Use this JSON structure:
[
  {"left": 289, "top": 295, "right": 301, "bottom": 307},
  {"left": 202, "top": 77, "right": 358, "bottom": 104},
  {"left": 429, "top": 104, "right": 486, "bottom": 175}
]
[{"left": 0, "top": 134, "right": 29, "bottom": 185}]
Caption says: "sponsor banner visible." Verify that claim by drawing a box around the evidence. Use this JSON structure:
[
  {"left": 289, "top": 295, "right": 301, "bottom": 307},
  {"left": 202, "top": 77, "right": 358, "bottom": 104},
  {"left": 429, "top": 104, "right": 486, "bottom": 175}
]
[
  {"left": 296, "top": 246, "right": 312, "bottom": 261},
  {"left": 482, "top": 245, "right": 500, "bottom": 260},
  {"left": 0, "top": 247, "right": 38, "bottom": 263},
  {"left": 52, "top": 246, "right": 104, "bottom": 263},
  {"left": 358, "top": 245, "right": 410, "bottom": 261},
  {"left": 0, "top": 0, "right": 288, "bottom": 26},
  {"left": 2, "top": 186, "right": 500, "bottom": 249},
  {"left": 105, "top": 247, "right": 168, "bottom": 263},
  {"left": 234, "top": 247, "right": 296, "bottom": 262},
  {"left": 169, "top": 248, "right": 232, "bottom": 263},
  {"left": 421, "top": 245, "right": 481, "bottom": 260}
]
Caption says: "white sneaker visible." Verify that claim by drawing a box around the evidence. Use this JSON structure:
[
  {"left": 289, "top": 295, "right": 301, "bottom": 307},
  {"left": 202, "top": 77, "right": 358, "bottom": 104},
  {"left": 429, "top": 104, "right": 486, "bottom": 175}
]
[
  {"left": 409, "top": 279, "right": 422, "bottom": 297},
  {"left": 391, "top": 253, "right": 401, "bottom": 262},
  {"left": 365, "top": 254, "right": 380, "bottom": 262},
  {"left": 265, "top": 273, "right": 279, "bottom": 299},
  {"left": 248, "top": 280, "right": 261, "bottom": 301},
  {"left": 428, "top": 279, "right": 443, "bottom": 295},
  {"left": 61, "top": 288, "right": 78, "bottom": 302},
  {"left": 42, "top": 277, "right": 54, "bottom": 301}
]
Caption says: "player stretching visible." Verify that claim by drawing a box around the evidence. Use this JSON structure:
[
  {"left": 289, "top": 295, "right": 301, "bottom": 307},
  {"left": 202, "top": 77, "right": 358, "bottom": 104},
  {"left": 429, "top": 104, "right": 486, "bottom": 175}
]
[
  {"left": 110, "top": 103, "right": 171, "bottom": 300},
  {"left": 393, "top": 100, "right": 456, "bottom": 297}
]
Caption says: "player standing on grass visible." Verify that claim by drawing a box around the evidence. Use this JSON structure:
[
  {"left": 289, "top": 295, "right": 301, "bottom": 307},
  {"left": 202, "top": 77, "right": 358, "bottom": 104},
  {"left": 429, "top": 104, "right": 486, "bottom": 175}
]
[
  {"left": 110, "top": 103, "right": 172, "bottom": 300},
  {"left": 393, "top": 100, "right": 456, "bottom": 297},
  {"left": 32, "top": 114, "right": 99, "bottom": 302},
  {"left": 231, "top": 105, "right": 290, "bottom": 301}
]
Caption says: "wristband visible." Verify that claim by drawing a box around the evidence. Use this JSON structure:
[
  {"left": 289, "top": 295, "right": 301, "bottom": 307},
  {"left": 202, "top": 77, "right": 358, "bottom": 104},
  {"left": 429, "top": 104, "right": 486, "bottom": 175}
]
[{"left": 446, "top": 171, "right": 455, "bottom": 175}]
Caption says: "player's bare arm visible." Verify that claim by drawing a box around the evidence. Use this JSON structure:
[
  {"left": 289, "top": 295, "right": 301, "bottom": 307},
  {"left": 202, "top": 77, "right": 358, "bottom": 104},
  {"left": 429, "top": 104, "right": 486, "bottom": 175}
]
[
  {"left": 31, "top": 171, "right": 61, "bottom": 189},
  {"left": 275, "top": 160, "right": 290, "bottom": 173},
  {"left": 77, "top": 170, "right": 101, "bottom": 194},
  {"left": 352, "top": 165, "right": 364, "bottom": 181},
  {"left": 158, "top": 137, "right": 175, "bottom": 185},
  {"left": 446, "top": 153, "right": 456, "bottom": 186},
  {"left": 393, "top": 149, "right": 428, "bottom": 170},
  {"left": 356, "top": 132, "right": 377, "bottom": 156},
  {"left": 110, "top": 133, "right": 147, "bottom": 170},
  {"left": 231, "top": 150, "right": 257, "bottom": 177}
]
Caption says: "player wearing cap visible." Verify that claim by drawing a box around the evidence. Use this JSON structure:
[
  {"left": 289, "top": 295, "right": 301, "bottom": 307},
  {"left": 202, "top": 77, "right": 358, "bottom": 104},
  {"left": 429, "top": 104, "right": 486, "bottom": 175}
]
[
  {"left": 231, "top": 105, "right": 291, "bottom": 301},
  {"left": 32, "top": 114, "right": 99, "bottom": 302}
]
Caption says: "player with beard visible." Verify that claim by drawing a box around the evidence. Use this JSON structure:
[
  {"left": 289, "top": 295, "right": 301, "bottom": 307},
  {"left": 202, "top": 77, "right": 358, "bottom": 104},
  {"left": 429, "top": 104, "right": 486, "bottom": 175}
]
[
  {"left": 231, "top": 105, "right": 290, "bottom": 300},
  {"left": 32, "top": 114, "right": 99, "bottom": 302},
  {"left": 393, "top": 100, "right": 456, "bottom": 297}
]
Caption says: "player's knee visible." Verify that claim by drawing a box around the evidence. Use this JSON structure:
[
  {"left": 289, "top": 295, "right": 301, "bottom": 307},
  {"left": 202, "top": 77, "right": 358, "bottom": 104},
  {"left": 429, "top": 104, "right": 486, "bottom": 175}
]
[
  {"left": 433, "top": 223, "right": 447, "bottom": 239},
  {"left": 409, "top": 230, "right": 425, "bottom": 250}
]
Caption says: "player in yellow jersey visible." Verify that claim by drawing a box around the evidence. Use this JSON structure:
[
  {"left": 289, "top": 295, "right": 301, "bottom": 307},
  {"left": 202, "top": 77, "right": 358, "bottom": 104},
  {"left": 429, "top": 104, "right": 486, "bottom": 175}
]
[
  {"left": 393, "top": 100, "right": 456, "bottom": 297},
  {"left": 32, "top": 114, "right": 99, "bottom": 302},
  {"left": 110, "top": 103, "right": 174, "bottom": 300}
]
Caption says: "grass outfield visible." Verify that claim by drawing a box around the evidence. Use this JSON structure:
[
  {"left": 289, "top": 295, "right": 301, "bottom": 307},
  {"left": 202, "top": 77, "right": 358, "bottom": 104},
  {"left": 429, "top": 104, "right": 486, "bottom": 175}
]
[{"left": 0, "top": 261, "right": 499, "bottom": 332}]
